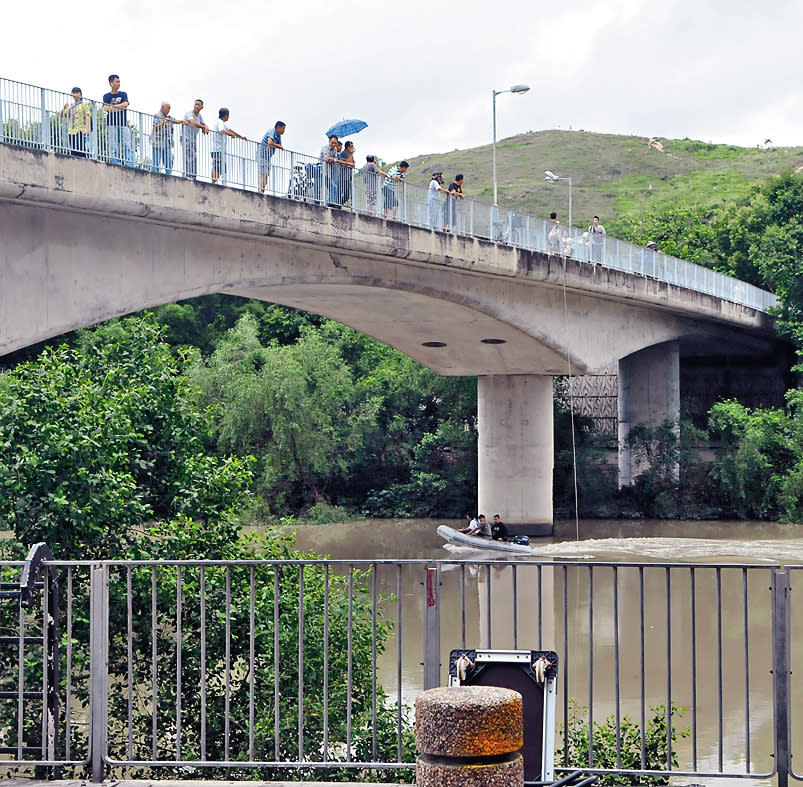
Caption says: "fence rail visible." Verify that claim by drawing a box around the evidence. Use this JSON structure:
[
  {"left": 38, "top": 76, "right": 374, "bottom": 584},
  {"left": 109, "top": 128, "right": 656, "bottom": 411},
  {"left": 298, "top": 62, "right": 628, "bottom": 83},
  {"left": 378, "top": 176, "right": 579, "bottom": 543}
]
[
  {"left": 0, "top": 553, "right": 800, "bottom": 785},
  {"left": 0, "top": 76, "right": 778, "bottom": 314}
]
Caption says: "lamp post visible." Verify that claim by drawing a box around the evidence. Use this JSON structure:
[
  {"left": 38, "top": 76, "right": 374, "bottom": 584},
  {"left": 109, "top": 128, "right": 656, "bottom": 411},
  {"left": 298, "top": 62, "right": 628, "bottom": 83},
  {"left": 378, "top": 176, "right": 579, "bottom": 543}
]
[
  {"left": 492, "top": 84, "right": 530, "bottom": 208},
  {"left": 544, "top": 170, "right": 572, "bottom": 229}
]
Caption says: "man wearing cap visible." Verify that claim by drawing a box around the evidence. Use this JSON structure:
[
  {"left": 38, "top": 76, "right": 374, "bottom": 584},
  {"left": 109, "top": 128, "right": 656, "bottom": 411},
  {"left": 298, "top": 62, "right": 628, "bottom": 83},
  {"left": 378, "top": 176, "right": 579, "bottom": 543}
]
[
  {"left": 181, "top": 99, "right": 208, "bottom": 180},
  {"left": 211, "top": 108, "right": 247, "bottom": 185},
  {"left": 60, "top": 87, "right": 92, "bottom": 158},
  {"left": 102, "top": 74, "right": 133, "bottom": 167}
]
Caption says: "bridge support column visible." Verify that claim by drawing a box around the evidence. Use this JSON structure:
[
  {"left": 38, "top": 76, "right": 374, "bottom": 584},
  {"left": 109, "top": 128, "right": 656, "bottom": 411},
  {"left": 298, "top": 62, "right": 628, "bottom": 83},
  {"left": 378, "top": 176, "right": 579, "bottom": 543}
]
[
  {"left": 478, "top": 374, "right": 553, "bottom": 525},
  {"left": 617, "top": 340, "right": 680, "bottom": 486}
]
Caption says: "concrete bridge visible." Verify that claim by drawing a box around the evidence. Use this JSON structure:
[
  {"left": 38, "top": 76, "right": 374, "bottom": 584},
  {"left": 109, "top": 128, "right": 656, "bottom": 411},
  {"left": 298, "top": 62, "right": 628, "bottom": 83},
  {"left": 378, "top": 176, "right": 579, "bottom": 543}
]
[{"left": 0, "top": 144, "right": 781, "bottom": 525}]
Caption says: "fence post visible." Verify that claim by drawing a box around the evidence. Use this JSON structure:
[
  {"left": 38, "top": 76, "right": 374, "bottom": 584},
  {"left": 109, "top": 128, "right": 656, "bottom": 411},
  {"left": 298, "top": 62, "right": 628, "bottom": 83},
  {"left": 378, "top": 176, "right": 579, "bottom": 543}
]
[
  {"left": 423, "top": 566, "right": 441, "bottom": 689},
  {"left": 89, "top": 563, "right": 109, "bottom": 783},
  {"left": 772, "top": 569, "right": 791, "bottom": 787}
]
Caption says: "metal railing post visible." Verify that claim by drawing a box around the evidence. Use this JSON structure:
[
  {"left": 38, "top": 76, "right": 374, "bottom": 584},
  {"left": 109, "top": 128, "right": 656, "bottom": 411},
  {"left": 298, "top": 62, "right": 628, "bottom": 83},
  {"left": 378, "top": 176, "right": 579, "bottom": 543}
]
[
  {"left": 40, "top": 87, "right": 49, "bottom": 150},
  {"left": 423, "top": 566, "right": 441, "bottom": 689},
  {"left": 89, "top": 563, "right": 109, "bottom": 783},
  {"left": 772, "top": 569, "right": 791, "bottom": 787}
]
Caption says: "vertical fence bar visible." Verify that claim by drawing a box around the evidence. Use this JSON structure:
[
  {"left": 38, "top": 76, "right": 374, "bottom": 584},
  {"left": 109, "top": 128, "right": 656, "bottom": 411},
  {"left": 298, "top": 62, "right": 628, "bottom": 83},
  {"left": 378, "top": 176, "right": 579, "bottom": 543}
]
[
  {"left": 743, "top": 568, "right": 751, "bottom": 772},
  {"left": 512, "top": 564, "right": 518, "bottom": 649},
  {"left": 297, "top": 565, "right": 304, "bottom": 761},
  {"left": 639, "top": 566, "right": 646, "bottom": 770},
  {"left": 151, "top": 567, "right": 157, "bottom": 760},
  {"left": 249, "top": 566, "right": 255, "bottom": 762},
  {"left": 89, "top": 563, "right": 109, "bottom": 783},
  {"left": 65, "top": 567, "right": 73, "bottom": 760},
  {"left": 200, "top": 566, "right": 207, "bottom": 761},
  {"left": 716, "top": 567, "right": 724, "bottom": 771},
  {"left": 588, "top": 565, "right": 594, "bottom": 765},
  {"left": 423, "top": 566, "right": 441, "bottom": 689},
  {"left": 690, "top": 566, "right": 698, "bottom": 770},
  {"left": 485, "top": 564, "right": 492, "bottom": 648},
  {"left": 16, "top": 599, "right": 23, "bottom": 760},
  {"left": 323, "top": 564, "right": 330, "bottom": 760},
  {"left": 273, "top": 567, "right": 280, "bottom": 760},
  {"left": 665, "top": 567, "right": 673, "bottom": 771},
  {"left": 126, "top": 567, "right": 134, "bottom": 761},
  {"left": 772, "top": 569, "right": 791, "bottom": 787},
  {"left": 613, "top": 566, "right": 622, "bottom": 768},
  {"left": 175, "top": 565, "right": 182, "bottom": 761},
  {"left": 371, "top": 564, "right": 378, "bottom": 761},
  {"left": 224, "top": 566, "right": 231, "bottom": 760},
  {"left": 347, "top": 567, "right": 355, "bottom": 760},
  {"left": 396, "top": 564, "right": 403, "bottom": 761}
]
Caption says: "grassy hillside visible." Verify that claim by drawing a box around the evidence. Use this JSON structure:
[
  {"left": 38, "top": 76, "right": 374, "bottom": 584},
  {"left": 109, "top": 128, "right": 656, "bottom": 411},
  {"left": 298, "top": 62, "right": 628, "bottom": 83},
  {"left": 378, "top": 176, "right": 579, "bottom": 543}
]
[{"left": 403, "top": 130, "right": 803, "bottom": 230}]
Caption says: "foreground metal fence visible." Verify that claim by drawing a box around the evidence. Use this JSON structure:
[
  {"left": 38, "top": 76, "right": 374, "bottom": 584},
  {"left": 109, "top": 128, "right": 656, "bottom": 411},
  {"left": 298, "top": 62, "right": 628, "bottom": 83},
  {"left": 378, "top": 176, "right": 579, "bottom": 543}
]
[
  {"left": 0, "top": 551, "right": 800, "bottom": 785},
  {"left": 0, "top": 76, "right": 777, "bottom": 313}
]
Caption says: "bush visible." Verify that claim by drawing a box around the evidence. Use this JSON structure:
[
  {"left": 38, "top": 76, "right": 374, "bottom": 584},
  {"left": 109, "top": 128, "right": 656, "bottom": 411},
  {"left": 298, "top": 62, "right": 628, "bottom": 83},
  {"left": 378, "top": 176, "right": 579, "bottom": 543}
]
[{"left": 558, "top": 700, "right": 688, "bottom": 785}]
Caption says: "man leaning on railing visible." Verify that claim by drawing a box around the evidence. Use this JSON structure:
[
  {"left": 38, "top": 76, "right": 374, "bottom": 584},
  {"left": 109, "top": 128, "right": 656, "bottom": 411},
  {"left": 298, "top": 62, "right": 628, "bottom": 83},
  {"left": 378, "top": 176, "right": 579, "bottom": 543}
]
[{"left": 181, "top": 99, "right": 208, "bottom": 180}]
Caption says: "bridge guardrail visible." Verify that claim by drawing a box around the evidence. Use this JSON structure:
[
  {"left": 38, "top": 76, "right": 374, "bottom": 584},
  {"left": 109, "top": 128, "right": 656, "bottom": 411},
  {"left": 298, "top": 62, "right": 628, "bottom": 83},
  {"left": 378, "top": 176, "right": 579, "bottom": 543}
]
[
  {"left": 0, "top": 76, "right": 779, "bottom": 314},
  {"left": 1, "top": 553, "right": 799, "bottom": 785}
]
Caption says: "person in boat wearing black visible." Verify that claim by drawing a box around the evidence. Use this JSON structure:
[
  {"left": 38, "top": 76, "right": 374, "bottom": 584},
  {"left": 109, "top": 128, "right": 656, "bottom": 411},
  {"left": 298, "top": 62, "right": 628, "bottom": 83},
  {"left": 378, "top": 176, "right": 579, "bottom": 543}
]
[{"left": 491, "top": 514, "right": 508, "bottom": 542}]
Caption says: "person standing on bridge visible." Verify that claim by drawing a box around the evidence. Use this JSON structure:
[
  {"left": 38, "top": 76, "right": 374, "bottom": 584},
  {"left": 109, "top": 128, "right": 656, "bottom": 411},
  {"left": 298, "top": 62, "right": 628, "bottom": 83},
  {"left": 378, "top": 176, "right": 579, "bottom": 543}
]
[
  {"left": 151, "top": 102, "right": 182, "bottom": 175},
  {"left": 383, "top": 160, "right": 408, "bottom": 220},
  {"left": 181, "top": 99, "right": 208, "bottom": 180},
  {"left": 258, "top": 121, "right": 286, "bottom": 194},
  {"left": 442, "top": 174, "right": 464, "bottom": 232},
  {"left": 102, "top": 74, "right": 133, "bottom": 167},
  {"left": 60, "top": 87, "right": 92, "bottom": 158},
  {"left": 427, "top": 172, "right": 449, "bottom": 230},
  {"left": 588, "top": 215, "right": 606, "bottom": 262},
  {"left": 211, "top": 108, "right": 247, "bottom": 185}
]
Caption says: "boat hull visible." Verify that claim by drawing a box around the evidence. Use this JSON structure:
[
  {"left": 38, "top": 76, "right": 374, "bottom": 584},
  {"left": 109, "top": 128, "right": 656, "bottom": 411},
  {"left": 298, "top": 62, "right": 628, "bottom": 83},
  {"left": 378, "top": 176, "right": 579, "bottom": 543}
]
[{"left": 436, "top": 525, "right": 533, "bottom": 554}]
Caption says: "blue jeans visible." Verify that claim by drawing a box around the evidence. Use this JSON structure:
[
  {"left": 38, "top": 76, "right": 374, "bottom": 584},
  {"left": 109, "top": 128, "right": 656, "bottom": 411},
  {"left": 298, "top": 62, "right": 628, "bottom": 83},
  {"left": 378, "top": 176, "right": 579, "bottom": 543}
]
[
  {"left": 107, "top": 125, "right": 133, "bottom": 167},
  {"left": 152, "top": 145, "right": 173, "bottom": 175}
]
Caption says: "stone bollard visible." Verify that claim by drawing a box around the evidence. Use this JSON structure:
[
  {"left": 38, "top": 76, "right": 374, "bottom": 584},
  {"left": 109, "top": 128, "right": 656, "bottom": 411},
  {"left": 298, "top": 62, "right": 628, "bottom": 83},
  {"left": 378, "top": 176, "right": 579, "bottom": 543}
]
[{"left": 415, "top": 685, "right": 524, "bottom": 786}]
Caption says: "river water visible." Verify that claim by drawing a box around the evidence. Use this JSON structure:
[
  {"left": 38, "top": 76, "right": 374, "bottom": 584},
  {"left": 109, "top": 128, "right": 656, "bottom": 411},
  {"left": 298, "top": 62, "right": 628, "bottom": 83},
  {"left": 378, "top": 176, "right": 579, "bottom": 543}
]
[{"left": 290, "top": 518, "right": 803, "bottom": 784}]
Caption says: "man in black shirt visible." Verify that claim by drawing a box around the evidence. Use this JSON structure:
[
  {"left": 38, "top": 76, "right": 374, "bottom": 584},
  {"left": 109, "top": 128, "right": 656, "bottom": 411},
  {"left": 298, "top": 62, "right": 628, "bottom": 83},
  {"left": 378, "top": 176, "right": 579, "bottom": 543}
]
[
  {"left": 103, "top": 74, "right": 133, "bottom": 167},
  {"left": 491, "top": 514, "right": 508, "bottom": 542}
]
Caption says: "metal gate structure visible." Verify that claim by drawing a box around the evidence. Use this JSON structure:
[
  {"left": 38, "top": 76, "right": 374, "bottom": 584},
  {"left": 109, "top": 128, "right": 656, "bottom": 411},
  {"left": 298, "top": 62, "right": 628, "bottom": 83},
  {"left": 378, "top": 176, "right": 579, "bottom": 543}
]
[{"left": 0, "top": 551, "right": 800, "bottom": 786}]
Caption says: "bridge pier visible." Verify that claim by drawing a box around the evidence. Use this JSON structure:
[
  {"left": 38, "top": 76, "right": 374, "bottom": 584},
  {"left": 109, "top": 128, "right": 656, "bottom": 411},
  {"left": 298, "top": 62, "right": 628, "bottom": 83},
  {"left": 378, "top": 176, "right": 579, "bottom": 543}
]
[
  {"left": 478, "top": 374, "right": 554, "bottom": 525},
  {"left": 617, "top": 340, "right": 680, "bottom": 486}
]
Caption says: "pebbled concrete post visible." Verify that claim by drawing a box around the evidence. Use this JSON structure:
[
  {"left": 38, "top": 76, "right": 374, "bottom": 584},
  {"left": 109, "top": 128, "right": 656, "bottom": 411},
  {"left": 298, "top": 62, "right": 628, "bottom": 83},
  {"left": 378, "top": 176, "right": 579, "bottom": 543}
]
[{"left": 415, "top": 685, "right": 523, "bottom": 786}]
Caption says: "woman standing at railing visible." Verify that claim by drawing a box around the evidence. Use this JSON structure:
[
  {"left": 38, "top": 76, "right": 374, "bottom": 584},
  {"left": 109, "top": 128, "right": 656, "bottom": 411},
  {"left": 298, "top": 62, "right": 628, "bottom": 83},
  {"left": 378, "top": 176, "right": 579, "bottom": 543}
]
[
  {"left": 60, "top": 87, "right": 92, "bottom": 158},
  {"left": 338, "top": 140, "right": 356, "bottom": 207}
]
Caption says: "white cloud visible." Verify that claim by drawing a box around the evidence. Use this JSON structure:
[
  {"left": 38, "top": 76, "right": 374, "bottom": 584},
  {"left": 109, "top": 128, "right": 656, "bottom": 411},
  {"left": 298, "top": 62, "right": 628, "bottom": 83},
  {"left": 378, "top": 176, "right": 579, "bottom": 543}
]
[{"left": 3, "top": 0, "right": 802, "bottom": 165}]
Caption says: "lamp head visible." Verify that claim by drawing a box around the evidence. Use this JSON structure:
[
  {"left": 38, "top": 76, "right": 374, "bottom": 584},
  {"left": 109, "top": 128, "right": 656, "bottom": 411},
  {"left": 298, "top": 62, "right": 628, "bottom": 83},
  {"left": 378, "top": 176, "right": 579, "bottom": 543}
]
[
  {"left": 510, "top": 84, "right": 530, "bottom": 94},
  {"left": 544, "top": 170, "right": 557, "bottom": 181}
]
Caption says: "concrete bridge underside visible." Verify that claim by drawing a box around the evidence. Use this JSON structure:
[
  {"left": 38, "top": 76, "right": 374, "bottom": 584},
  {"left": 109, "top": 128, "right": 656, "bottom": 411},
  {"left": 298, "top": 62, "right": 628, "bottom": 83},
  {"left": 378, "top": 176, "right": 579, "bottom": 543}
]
[{"left": 0, "top": 146, "right": 781, "bottom": 525}]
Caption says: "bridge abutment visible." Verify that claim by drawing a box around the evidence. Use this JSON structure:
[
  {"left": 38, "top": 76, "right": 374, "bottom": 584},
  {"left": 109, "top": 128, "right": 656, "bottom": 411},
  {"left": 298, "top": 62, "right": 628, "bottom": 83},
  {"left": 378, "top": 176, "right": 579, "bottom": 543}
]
[
  {"left": 478, "top": 374, "right": 554, "bottom": 525},
  {"left": 617, "top": 340, "right": 680, "bottom": 486}
]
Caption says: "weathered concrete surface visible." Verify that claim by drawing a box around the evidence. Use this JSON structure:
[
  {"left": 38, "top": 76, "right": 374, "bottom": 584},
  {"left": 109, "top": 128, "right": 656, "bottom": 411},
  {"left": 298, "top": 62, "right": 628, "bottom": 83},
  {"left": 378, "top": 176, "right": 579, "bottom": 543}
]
[
  {"left": 0, "top": 145, "right": 779, "bottom": 377},
  {"left": 415, "top": 685, "right": 524, "bottom": 786},
  {"left": 478, "top": 375, "right": 554, "bottom": 524}
]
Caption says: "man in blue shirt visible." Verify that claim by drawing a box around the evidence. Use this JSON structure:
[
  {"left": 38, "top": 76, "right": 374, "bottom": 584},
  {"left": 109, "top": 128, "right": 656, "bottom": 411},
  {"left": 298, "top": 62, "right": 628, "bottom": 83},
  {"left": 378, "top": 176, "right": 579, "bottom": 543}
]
[
  {"left": 258, "top": 121, "right": 286, "bottom": 194},
  {"left": 102, "top": 74, "right": 133, "bottom": 167}
]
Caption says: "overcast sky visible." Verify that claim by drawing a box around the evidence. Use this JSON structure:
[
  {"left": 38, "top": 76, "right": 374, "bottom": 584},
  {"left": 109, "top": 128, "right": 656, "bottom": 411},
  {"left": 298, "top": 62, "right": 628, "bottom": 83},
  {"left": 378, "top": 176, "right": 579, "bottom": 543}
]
[{"left": 4, "top": 0, "right": 802, "bottom": 166}]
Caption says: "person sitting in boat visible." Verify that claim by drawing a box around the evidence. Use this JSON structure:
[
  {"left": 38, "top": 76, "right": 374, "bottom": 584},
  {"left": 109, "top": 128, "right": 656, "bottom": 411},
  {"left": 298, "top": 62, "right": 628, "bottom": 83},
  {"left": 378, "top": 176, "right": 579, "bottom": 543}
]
[
  {"left": 474, "top": 514, "right": 492, "bottom": 538},
  {"left": 491, "top": 514, "right": 508, "bottom": 542},
  {"left": 459, "top": 513, "right": 478, "bottom": 534}
]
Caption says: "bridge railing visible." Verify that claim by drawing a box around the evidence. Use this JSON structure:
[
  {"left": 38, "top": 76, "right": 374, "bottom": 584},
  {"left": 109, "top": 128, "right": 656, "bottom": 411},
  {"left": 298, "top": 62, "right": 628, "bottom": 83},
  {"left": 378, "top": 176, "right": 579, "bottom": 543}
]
[
  {"left": 1, "top": 552, "right": 800, "bottom": 784},
  {"left": 0, "top": 76, "right": 778, "bottom": 313}
]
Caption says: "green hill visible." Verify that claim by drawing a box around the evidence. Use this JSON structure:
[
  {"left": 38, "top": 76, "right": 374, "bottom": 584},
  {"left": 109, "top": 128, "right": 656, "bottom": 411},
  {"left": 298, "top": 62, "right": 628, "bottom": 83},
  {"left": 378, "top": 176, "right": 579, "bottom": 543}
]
[{"left": 404, "top": 130, "right": 803, "bottom": 230}]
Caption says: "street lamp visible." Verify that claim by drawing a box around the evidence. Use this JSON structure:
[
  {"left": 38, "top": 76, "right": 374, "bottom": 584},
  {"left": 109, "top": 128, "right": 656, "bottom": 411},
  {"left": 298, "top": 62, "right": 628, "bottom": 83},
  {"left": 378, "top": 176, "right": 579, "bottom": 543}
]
[
  {"left": 492, "top": 84, "right": 530, "bottom": 208},
  {"left": 544, "top": 170, "right": 572, "bottom": 229}
]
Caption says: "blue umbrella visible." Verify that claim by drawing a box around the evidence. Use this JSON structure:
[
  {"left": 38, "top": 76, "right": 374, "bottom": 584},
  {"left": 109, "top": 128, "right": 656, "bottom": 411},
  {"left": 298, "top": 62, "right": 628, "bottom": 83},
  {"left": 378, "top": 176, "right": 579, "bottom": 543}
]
[{"left": 325, "top": 119, "right": 368, "bottom": 138}]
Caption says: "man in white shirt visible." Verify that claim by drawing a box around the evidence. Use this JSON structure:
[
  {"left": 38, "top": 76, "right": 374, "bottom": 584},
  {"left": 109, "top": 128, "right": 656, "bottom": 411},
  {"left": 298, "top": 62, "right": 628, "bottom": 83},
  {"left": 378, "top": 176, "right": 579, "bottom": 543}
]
[{"left": 211, "top": 107, "right": 247, "bottom": 184}]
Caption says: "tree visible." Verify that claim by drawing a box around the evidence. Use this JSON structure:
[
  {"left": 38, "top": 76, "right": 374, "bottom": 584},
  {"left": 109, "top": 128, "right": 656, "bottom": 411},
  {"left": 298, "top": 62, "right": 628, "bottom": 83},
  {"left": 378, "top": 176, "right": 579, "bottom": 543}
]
[{"left": 0, "top": 316, "right": 252, "bottom": 558}]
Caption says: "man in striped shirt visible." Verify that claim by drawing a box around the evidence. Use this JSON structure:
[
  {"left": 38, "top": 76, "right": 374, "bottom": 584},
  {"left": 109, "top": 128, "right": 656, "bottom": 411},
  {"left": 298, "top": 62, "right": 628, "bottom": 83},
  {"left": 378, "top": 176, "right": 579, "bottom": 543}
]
[{"left": 383, "top": 160, "right": 408, "bottom": 220}]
